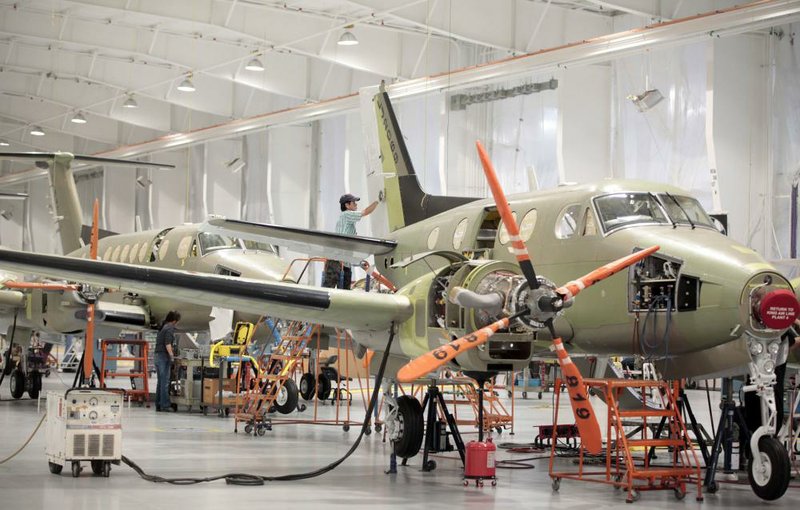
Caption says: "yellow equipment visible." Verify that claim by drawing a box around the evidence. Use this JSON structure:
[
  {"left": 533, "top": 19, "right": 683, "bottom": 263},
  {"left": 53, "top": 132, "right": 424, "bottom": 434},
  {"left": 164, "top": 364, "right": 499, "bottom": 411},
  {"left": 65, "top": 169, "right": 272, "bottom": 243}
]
[{"left": 209, "top": 322, "right": 260, "bottom": 373}]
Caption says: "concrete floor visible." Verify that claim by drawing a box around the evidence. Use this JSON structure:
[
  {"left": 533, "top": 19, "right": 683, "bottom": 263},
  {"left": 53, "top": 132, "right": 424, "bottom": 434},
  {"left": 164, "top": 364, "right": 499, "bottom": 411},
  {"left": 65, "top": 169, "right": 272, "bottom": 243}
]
[{"left": 1, "top": 375, "right": 798, "bottom": 509}]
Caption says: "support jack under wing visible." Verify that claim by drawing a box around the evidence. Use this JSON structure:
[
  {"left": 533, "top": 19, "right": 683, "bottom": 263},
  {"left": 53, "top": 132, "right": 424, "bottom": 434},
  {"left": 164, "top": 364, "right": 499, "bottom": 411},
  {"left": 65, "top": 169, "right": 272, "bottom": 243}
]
[{"left": 0, "top": 248, "right": 412, "bottom": 332}]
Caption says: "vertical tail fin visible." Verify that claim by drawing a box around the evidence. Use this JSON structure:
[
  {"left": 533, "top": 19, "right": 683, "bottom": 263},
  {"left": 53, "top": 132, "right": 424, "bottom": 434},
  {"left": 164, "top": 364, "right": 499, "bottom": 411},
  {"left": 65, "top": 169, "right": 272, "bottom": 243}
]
[
  {"left": 373, "top": 83, "right": 476, "bottom": 232},
  {"left": 48, "top": 153, "right": 84, "bottom": 254}
]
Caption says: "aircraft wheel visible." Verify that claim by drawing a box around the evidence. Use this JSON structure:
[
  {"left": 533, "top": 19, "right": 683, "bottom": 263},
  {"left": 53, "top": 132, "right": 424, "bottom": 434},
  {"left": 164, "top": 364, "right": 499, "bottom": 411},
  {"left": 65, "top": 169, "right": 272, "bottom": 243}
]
[
  {"left": 748, "top": 436, "right": 790, "bottom": 501},
  {"left": 274, "top": 379, "right": 299, "bottom": 415},
  {"left": 299, "top": 373, "right": 315, "bottom": 401},
  {"left": 392, "top": 396, "right": 424, "bottom": 459},
  {"left": 317, "top": 373, "right": 332, "bottom": 401},
  {"left": 9, "top": 369, "right": 25, "bottom": 399},
  {"left": 27, "top": 371, "right": 42, "bottom": 399},
  {"left": 48, "top": 462, "right": 62, "bottom": 474}
]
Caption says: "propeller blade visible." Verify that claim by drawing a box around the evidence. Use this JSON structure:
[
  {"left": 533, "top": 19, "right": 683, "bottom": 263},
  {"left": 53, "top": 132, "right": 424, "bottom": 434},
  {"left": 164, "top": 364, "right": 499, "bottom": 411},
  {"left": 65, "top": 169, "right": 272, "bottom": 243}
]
[
  {"left": 396, "top": 316, "right": 512, "bottom": 383},
  {"left": 476, "top": 141, "right": 539, "bottom": 289},
  {"left": 552, "top": 336, "right": 602, "bottom": 454},
  {"left": 556, "top": 245, "right": 660, "bottom": 302}
]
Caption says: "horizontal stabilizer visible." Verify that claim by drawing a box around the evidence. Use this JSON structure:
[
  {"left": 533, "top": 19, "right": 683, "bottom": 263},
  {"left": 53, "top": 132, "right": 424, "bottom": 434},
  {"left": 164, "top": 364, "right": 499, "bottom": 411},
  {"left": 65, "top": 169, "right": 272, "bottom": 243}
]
[
  {"left": 0, "top": 152, "right": 174, "bottom": 169},
  {"left": 203, "top": 218, "right": 397, "bottom": 265}
]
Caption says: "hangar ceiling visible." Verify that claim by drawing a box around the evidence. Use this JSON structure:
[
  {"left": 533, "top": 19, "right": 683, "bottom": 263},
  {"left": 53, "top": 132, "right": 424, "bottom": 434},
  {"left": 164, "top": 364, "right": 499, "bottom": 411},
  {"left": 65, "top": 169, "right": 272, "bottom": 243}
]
[{"left": 0, "top": 0, "right": 794, "bottom": 162}]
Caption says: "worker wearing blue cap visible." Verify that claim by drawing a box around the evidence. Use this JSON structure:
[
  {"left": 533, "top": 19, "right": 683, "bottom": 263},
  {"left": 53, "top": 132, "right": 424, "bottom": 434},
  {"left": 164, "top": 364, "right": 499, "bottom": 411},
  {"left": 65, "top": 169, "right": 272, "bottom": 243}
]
[{"left": 321, "top": 193, "right": 379, "bottom": 289}]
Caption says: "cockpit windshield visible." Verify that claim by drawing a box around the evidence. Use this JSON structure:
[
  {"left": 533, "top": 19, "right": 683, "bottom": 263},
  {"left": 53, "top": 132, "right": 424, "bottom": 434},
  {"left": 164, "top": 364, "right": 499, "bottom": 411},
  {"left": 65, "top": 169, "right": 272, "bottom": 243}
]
[
  {"left": 197, "top": 233, "right": 239, "bottom": 254},
  {"left": 657, "top": 193, "right": 716, "bottom": 229},
  {"left": 196, "top": 232, "right": 276, "bottom": 256},
  {"left": 593, "top": 193, "right": 671, "bottom": 232}
]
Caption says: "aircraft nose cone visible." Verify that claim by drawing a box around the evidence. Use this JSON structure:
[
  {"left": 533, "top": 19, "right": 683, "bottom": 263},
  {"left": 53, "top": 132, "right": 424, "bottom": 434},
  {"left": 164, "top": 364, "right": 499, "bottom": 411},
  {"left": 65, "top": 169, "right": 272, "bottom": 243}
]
[{"left": 752, "top": 288, "right": 799, "bottom": 330}]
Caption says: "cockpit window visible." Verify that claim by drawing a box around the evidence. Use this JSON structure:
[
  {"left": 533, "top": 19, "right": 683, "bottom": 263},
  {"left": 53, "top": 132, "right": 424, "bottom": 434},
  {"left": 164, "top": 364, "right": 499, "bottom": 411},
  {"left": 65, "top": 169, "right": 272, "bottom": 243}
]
[
  {"left": 593, "top": 193, "right": 671, "bottom": 233},
  {"left": 657, "top": 194, "right": 715, "bottom": 228},
  {"left": 242, "top": 240, "right": 275, "bottom": 253},
  {"left": 198, "top": 233, "right": 238, "bottom": 255}
]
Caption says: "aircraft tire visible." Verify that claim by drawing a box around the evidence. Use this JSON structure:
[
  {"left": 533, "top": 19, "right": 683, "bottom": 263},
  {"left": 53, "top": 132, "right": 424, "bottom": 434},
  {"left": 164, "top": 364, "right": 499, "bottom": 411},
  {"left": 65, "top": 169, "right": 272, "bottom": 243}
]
[
  {"left": 1, "top": 351, "right": 13, "bottom": 375},
  {"left": 392, "top": 396, "right": 424, "bottom": 459},
  {"left": 317, "top": 373, "right": 332, "bottom": 401},
  {"left": 747, "top": 436, "right": 790, "bottom": 501},
  {"left": 274, "top": 379, "right": 299, "bottom": 415},
  {"left": 28, "top": 371, "right": 42, "bottom": 399},
  {"left": 9, "top": 369, "right": 24, "bottom": 399},
  {"left": 299, "top": 373, "right": 315, "bottom": 401}
]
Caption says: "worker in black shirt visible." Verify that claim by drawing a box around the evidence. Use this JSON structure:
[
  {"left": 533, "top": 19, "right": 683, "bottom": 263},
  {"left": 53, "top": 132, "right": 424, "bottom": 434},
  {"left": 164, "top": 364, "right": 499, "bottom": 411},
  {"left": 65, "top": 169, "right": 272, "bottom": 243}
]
[{"left": 154, "top": 311, "right": 180, "bottom": 412}]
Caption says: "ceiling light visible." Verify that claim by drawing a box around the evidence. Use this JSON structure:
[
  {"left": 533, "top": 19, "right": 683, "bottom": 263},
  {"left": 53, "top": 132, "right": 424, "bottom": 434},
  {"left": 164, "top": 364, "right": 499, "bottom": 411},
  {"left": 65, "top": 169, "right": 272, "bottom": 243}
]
[
  {"left": 71, "top": 112, "right": 87, "bottom": 124},
  {"left": 628, "top": 89, "right": 664, "bottom": 112},
  {"left": 0, "top": 139, "right": 9, "bottom": 146},
  {"left": 177, "top": 76, "right": 196, "bottom": 92},
  {"left": 0, "top": 210, "right": 12, "bottom": 221},
  {"left": 122, "top": 95, "right": 138, "bottom": 109},
  {"left": 136, "top": 175, "right": 152, "bottom": 188},
  {"left": 30, "top": 126, "right": 45, "bottom": 136},
  {"left": 245, "top": 57, "right": 264, "bottom": 72},
  {"left": 337, "top": 27, "right": 358, "bottom": 46}
]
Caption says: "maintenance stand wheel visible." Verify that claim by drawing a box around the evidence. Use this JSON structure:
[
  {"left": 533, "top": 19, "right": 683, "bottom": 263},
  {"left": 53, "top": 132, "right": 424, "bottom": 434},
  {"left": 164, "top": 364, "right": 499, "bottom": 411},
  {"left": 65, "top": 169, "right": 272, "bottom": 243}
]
[
  {"left": 244, "top": 423, "right": 253, "bottom": 435},
  {"left": 392, "top": 395, "right": 424, "bottom": 459},
  {"left": 551, "top": 478, "right": 560, "bottom": 491},
  {"left": 343, "top": 424, "right": 350, "bottom": 432},
  {"left": 673, "top": 486, "right": 686, "bottom": 500},
  {"left": 425, "top": 460, "right": 436, "bottom": 471},
  {"left": 747, "top": 436, "right": 791, "bottom": 501},
  {"left": 9, "top": 369, "right": 24, "bottom": 399},
  {"left": 706, "top": 480, "right": 718, "bottom": 494},
  {"left": 48, "top": 462, "right": 62, "bottom": 474},
  {"left": 375, "top": 423, "right": 382, "bottom": 432},
  {"left": 626, "top": 490, "right": 640, "bottom": 503},
  {"left": 274, "top": 379, "right": 299, "bottom": 415},
  {"left": 71, "top": 461, "right": 81, "bottom": 478}
]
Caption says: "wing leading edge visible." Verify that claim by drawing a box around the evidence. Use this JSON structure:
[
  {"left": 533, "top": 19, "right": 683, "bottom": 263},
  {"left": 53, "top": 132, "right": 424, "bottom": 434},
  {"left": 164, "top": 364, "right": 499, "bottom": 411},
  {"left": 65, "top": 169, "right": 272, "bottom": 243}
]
[{"left": 0, "top": 249, "right": 412, "bottom": 331}]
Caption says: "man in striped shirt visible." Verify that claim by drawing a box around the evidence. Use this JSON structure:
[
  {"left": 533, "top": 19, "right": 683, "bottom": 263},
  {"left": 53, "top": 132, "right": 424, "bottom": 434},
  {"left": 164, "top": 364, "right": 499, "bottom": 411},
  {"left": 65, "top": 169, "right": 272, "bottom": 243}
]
[{"left": 322, "top": 193, "right": 379, "bottom": 289}]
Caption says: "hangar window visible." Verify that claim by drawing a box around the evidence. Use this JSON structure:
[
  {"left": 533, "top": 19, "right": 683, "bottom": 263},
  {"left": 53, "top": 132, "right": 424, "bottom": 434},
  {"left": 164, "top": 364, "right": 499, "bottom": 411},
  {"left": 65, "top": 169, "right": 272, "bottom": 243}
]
[
  {"left": 149, "top": 228, "right": 173, "bottom": 262},
  {"left": 453, "top": 218, "right": 469, "bottom": 250},
  {"left": 593, "top": 193, "right": 670, "bottom": 233},
  {"left": 555, "top": 204, "right": 582, "bottom": 239},
  {"left": 112, "top": 246, "right": 122, "bottom": 262},
  {"left": 120, "top": 245, "right": 130, "bottom": 263}
]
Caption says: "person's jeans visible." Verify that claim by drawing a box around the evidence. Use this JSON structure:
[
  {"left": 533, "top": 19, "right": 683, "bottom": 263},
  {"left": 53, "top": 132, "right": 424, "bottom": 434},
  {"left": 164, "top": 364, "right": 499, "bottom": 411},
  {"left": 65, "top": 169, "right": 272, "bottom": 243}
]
[{"left": 155, "top": 352, "right": 171, "bottom": 410}]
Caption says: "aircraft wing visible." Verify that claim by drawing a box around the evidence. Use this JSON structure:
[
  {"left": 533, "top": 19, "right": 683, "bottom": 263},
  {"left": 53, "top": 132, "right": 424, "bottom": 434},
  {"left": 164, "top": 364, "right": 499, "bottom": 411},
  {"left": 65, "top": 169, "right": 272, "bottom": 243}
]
[
  {"left": 0, "top": 249, "right": 411, "bottom": 331},
  {"left": 202, "top": 218, "right": 397, "bottom": 265}
]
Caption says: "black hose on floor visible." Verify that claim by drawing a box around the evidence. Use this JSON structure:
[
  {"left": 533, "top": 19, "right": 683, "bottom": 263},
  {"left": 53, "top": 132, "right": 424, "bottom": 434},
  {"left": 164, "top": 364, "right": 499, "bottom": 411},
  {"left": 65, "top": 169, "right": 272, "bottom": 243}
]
[{"left": 122, "top": 324, "right": 396, "bottom": 486}]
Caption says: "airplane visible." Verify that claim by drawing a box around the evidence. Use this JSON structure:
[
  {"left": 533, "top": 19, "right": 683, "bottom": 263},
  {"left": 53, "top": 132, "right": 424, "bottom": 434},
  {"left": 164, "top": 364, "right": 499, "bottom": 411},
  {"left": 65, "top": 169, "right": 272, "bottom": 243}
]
[
  {"left": 0, "top": 152, "right": 299, "bottom": 400},
  {"left": 0, "top": 85, "right": 797, "bottom": 501}
]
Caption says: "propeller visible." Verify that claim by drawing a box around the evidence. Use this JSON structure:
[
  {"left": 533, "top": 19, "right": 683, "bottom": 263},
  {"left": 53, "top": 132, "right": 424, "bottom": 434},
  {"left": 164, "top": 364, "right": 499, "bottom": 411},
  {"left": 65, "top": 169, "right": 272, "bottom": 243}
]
[{"left": 397, "top": 141, "right": 660, "bottom": 455}]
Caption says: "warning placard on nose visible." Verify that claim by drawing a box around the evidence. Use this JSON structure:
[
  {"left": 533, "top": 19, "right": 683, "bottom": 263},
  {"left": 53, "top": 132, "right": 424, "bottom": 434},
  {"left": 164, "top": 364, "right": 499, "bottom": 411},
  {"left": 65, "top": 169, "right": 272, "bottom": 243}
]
[{"left": 759, "top": 289, "right": 799, "bottom": 330}]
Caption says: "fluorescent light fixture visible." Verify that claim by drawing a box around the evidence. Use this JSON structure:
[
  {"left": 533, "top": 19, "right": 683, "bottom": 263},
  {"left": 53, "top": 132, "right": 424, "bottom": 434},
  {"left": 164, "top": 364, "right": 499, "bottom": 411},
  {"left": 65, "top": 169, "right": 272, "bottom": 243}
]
[
  {"left": 136, "top": 175, "right": 152, "bottom": 188},
  {"left": 245, "top": 57, "right": 264, "bottom": 72},
  {"left": 226, "top": 157, "right": 246, "bottom": 173},
  {"left": 0, "top": 210, "right": 12, "bottom": 221},
  {"left": 628, "top": 89, "right": 664, "bottom": 112},
  {"left": 30, "top": 126, "right": 45, "bottom": 136},
  {"left": 122, "top": 95, "right": 138, "bottom": 109},
  {"left": 0, "top": 139, "right": 9, "bottom": 146},
  {"left": 177, "top": 77, "right": 196, "bottom": 92},
  {"left": 337, "top": 29, "right": 358, "bottom": 46},
  {"left": 71, "top": 112, "right": 87, "bottom": 124}
]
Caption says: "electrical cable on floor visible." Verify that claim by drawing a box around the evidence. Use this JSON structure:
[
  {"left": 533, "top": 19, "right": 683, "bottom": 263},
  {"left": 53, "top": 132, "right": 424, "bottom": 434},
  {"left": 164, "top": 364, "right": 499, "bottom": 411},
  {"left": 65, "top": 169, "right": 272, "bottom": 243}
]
[
  {"left": 0, "top": 412, "right": 46, "bottom": 465},
  {"left": 122, "top": 323, "right": 397, "bottom": 486}
]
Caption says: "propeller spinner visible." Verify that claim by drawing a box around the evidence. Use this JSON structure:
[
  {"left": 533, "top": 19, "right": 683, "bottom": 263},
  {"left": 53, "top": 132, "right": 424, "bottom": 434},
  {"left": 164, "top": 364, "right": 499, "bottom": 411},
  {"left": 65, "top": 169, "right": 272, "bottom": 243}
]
[{"left": 396, "top": 141, "right": 660, "bottom": 455}]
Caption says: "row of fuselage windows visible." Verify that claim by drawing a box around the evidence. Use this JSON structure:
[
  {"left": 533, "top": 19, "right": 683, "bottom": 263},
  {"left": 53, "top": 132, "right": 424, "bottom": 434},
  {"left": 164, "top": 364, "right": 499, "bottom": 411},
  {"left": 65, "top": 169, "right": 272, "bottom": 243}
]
[{"left": 88, "top": 235, "right": 199, "bottom": 264}]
